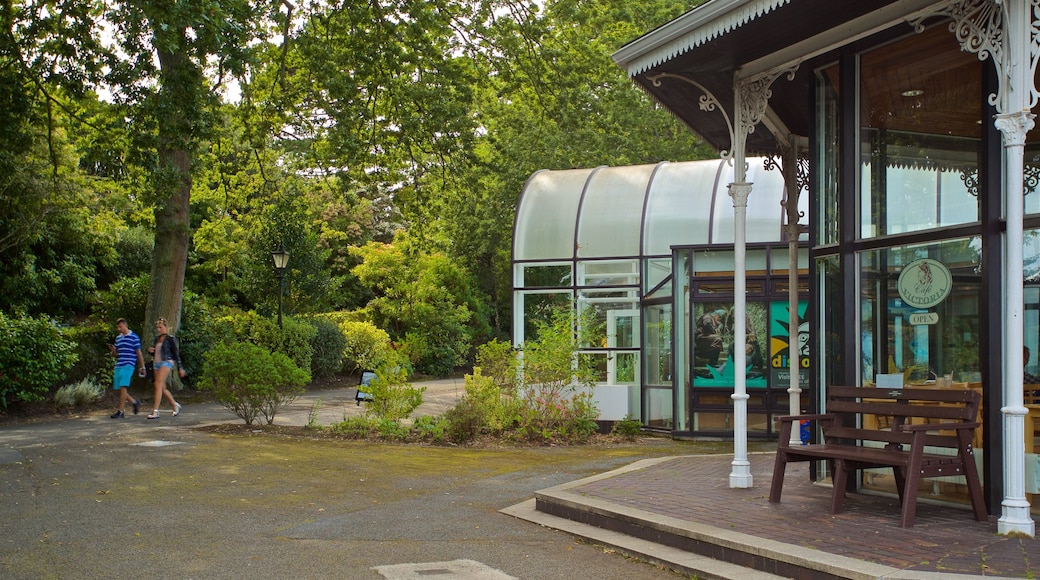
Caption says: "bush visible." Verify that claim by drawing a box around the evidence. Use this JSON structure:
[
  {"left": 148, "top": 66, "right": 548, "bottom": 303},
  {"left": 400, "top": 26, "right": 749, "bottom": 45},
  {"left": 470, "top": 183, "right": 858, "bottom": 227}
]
[
  {"left": 376, "top": 418, "right": 409, "bottom": 441},
  {"left": 54, "top": 377, "right": 103, "bottom": 408},
  {"left": 198, "top": 341, "right": 310, "bottom": 425},
  {"left": 177, "top": 293, "right": 224, "bottom": 381},
  {"left": 410, "top": 415, "right": 449, "bottom": 443},
  {"left": 216, "top": 311, "right": 316, "bottom": 373},
  {"left": 329, "top": 415, "right": 379, "bottom": 438},
  {"left": 94, "top": 273, "right": 149, "bottom": 332},
  {"left": 338, "top": 319, "right": 392, "bottom": 375},
  {"left": 363, "top": 354, "right": 425, "bottom": 421},
  {"left": 449, "top": 305, "right": 602, "bottom": 443},
  {"left": 611, "top": 416, "right": 643, "bottom": 440},
  {"left": 475, "top": 339, "right": 519, "bottom": 392},
  {"left": 64, "top": 321, "right": 115, "bottom": 385},
  {"left": 305, "top": 316, "right": 345, "bottom": 380},
  {"left": 0, "top": 313, "right": 79, "bottom": 409},
  {"left": 443, "top": 397, "right": 484, "bottom": 443}
]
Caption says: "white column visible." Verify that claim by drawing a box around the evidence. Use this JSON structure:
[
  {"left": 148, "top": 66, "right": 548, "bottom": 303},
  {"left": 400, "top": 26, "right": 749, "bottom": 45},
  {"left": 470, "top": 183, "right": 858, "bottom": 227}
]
[
  {"left": 996, "top": 108, "right": 1036, "bottom": 537},
  {"left": 783, "top": 139, "right": 804, "bottom": 446},
  {"left": 729, "top": 181, "right": 753, "bottom": 488},
  {"left": 994, "top": 0, "right": 1036, "bottom": 538}
]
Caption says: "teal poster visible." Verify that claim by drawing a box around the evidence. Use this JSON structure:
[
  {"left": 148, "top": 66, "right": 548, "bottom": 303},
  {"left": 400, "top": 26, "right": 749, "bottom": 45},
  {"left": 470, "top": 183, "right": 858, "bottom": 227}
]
[{"left": 769, "top": 300, "right": 809, "bottom": 388}]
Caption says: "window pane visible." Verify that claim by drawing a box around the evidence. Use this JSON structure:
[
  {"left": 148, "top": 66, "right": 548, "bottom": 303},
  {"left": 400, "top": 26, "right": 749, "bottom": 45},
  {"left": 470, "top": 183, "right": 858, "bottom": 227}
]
[
  {"left": 692, "top": 302, "right": 768, "bottom": 387},
  {"left": 860, "top": 238, "right": 982, "bottom": 385},
  {"left": 521, "top": 263, "right": 572, "bottom": 288},
  {"left": 858, "top": 26, "right": 981, "bottom": 239}
]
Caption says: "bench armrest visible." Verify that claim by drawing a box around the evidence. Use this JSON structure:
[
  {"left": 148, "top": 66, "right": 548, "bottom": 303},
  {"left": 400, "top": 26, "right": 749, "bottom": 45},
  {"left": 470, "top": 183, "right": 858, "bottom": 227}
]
[{"left": 898, "top": 421, "right": 980, "bottom": 432}]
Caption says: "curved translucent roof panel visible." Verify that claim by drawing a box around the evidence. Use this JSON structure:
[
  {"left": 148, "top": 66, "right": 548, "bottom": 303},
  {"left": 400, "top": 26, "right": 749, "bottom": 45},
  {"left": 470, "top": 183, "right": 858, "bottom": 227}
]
[
  {"left": 514, "top": 168, "right": 595, "bottom": 261},
  {"left": 514, "top": 158, "right": 804, "bottom": 262},
  {"left": 577, "top": 164, "right": 658, "bottom": 258}
]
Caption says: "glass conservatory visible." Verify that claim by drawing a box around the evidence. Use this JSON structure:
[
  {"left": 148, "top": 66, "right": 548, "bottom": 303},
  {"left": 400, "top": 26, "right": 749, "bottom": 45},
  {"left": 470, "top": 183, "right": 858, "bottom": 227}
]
[{"left": 513, "top": 157, "right": 809, "bottom": 436}]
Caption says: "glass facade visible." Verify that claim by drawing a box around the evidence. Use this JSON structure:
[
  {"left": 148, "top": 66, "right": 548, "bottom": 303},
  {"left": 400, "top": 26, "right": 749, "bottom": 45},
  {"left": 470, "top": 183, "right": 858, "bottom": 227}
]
[
  {"left": 811, "top": 25, "right": 1012, "bottom": 507},
  {"left": 513, "top": 159, "right": 808, "bottom": 428}
]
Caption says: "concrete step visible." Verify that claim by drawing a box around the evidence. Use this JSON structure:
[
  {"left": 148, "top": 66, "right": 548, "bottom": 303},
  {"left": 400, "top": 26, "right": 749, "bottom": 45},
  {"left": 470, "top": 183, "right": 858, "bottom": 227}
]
[{"left": 502, "top": 499, "right": 790, "bottom": 580}]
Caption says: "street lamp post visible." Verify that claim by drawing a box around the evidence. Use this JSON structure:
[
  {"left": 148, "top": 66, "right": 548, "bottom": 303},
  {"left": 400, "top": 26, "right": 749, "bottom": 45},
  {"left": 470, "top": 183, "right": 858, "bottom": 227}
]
[{"left": 271, "top": 243, "right": 290, "bottom": 328}]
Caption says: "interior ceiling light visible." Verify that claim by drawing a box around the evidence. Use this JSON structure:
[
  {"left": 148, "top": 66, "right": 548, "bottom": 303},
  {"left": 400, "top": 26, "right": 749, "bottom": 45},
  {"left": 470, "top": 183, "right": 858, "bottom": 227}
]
[{"left": 901, "top": 89, "right": 925, "bottom": 97}]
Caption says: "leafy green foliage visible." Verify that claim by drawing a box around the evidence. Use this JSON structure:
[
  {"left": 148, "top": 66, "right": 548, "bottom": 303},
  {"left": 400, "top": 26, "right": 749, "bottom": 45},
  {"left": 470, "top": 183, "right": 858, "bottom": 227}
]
[
  {"left": 64, "top": 321, "right": 116, "bottom": 385},
  {"left": 351, "top": 231, "right": 488, "bottom": 376},
  {"left": 611, "top": 416, "right": 643, "bottom": 440},
  {"left": 212, "top": 311, "right": 316, "bottom": 374},
  {"left": 410, "top": 415, "right": 450, "bottom": 443},
  {"left": 363, "top": 355, "right": 426, "bottom": 422},
  {"left": 198, "top": 341, "right": 310, "bottom": 425},
  {"left": 53, "top": 378, "right": 103, "bottom": 408},
  {"left": 329, "top": 415, "right": 380, "bottom": 439},
  {"left": 336, "top": 319, "right": 393, "bottom": 375},
  {"left": 446, "top": 304, "right": 600, "bottom": 443},
  {"left": 0, "top": 313, "right": 79, "bottom": 409},
  {"left": 305, "top": 316, "right": 346, "bottom": 380}
]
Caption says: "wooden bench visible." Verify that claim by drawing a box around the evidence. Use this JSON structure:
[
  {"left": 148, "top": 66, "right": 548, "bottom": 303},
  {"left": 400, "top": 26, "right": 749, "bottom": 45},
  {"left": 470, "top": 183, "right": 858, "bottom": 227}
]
[{"left": 769, "top": 386, "right": 987, "bottom": 528}]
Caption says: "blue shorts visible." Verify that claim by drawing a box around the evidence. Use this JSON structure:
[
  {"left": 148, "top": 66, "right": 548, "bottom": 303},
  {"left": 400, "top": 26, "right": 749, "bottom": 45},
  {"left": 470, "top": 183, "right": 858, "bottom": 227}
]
[
  {"left": 154, "top": 360, "right": 174, "bottom": 370},
  {"left": 113, "top": 366, "right": 135, "bottom": 389}
]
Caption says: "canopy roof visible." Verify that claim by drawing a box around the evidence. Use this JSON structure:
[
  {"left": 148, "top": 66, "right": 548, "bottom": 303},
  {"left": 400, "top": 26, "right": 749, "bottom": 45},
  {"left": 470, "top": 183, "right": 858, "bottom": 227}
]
[
  {"left": 513, "top": 157, "right": 804, "bottom": 262},
  {"left": 611, "top": 0, "right": 946, "bottom": 155}
]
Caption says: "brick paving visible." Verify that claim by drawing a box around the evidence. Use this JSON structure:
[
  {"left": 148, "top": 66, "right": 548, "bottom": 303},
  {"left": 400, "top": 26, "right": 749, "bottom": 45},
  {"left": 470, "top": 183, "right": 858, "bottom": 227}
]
[{"left": 572, "top": 452, "right": 1038, "bottom": 577}]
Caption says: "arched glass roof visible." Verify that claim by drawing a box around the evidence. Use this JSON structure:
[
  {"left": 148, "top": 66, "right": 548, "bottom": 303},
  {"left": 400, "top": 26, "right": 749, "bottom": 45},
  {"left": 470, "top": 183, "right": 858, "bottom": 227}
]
[{"left": 513, "top": 158, "right": 804, "bottom": 262}]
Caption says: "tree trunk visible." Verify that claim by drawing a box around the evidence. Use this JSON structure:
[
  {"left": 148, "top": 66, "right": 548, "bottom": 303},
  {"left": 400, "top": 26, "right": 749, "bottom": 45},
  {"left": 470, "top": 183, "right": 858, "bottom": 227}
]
[
  {"left": 142, "top": 31, "right": 197, "bottom": 349},
  {"left": 144, "top": 148, "right": 191, "bottom": 343}
]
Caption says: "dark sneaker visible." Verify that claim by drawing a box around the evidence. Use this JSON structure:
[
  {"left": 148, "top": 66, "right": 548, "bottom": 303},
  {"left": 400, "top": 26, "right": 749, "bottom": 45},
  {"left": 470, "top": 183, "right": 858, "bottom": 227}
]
[
  {"left": 110, "top": 410, "right": 125, "bottom": 419},
  {"left": 132, "top": 399, "right": 140, "bottom": 415}
]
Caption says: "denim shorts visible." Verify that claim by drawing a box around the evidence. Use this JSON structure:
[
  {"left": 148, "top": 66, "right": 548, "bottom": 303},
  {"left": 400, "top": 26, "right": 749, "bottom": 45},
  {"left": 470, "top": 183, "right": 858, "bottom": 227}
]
[{"left": 154, "top": 360, "right": 175, "bottom": 370}]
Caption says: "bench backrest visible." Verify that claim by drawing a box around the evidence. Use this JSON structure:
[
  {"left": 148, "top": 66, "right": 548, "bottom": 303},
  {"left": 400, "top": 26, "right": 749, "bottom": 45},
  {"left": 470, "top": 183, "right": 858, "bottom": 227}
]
[{"left": 824, "top": 386, "right": 980, "bottom": 449}]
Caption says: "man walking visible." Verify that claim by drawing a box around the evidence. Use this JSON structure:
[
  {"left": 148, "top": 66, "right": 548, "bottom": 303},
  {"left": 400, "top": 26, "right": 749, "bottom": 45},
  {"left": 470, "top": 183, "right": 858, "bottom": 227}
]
[{"left": 108, "top": 318, "right": 145, "bottom": 418}]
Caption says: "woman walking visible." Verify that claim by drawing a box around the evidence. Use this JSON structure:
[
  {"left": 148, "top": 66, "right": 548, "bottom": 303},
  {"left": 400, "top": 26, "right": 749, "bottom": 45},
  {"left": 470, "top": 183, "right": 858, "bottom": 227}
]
[{"left": 146, "top": 317, "right": 185, "bottom": 420}]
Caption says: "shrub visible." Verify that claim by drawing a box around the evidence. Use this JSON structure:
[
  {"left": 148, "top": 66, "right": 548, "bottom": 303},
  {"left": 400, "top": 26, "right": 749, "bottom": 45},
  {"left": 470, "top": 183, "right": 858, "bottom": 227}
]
[
  {"left": 53, "top": 377, "right": 104, "bottom": 408},
  {"left": 452, "top": 305, "right": 602, "bottom": 443},
  {"left": 329, "top": 415, "right": 379, "bottom": 438},
  {"left": 376, "top": 418, "right": 409, "bottom": 441},
  {"left": 177, "top": 293, "right": 224, "bottom": 381},
  {"left": 217, "top": 311, "right": 316, "bottom": 373},
  {"left": 410, "top": 415, "right": 449, "bottom": 443},
  {"left": 475, "top": 339, "right": 519, "bottom": 392},
  {"left": 95, "top": 273, "right": 149, "bottom": 331},
  {"left": 305, "top": 316, "right": 346, "bottom": 380},
  {"left": 443, "top": 397, "right": 484, "bottom": 443},
  {"left": 364, "top": 354, "right": 425, "bottom": 421},
  {"left": 611, "top": 416, "right": 643, "bottom": 440},
  {"left": 65, "top": 321, "right": 115, "bottom": 385},
  {"left": 0, "top": 313, "right": 79, "bottom": 409},
  {"left": 339, "top": 320, "right": 392, "bottom": 375},
  {"left": 198, "top": 341, "right": 310, "bottom": 425}
]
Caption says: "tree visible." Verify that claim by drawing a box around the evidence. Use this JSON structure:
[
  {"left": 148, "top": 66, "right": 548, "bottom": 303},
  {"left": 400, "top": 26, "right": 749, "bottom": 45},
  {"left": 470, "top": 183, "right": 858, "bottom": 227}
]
[
  {"left": 351, "top": 231, "right": 489, "bottom": 376},
  {"left": 3, "top": 0, "right": 279, "bottom": 336}
]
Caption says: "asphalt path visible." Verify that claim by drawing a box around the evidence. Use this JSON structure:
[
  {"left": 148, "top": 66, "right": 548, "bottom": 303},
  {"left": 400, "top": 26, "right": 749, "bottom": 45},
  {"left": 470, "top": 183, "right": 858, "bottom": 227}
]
[{"left": 0, "top": 380, "right": 699, "bottom": 579}]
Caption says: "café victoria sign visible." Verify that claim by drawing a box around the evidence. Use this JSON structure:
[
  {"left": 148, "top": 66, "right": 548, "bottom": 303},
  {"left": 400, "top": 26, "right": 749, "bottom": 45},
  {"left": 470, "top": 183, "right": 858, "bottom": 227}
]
[{"left": 897, "top": 258, "right": 953, "bottom": 309}]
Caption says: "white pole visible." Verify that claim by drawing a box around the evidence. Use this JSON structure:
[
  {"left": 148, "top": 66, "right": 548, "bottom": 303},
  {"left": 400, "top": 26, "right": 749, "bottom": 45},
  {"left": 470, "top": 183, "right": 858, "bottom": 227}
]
[
  {"left": 729, "top": 180, "right": 753, "bottom": 488},
  {"left": 996, "top": 0, "right": 1035, "bottom": 538},
  {"left": 784, "top": 138, "right": 803, "bottom": 446},
  {"left": 729, "top": 81, "right": 752, "bottom": 488}
]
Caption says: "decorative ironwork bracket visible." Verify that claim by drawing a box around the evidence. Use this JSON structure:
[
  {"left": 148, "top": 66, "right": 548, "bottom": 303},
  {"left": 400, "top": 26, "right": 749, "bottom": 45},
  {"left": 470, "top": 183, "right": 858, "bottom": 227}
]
[
  {"left": 908, "top": 0, "right": 1040, "bottom": 114},
  {"left": 647, "top": 73, "right": 736, "bottom": 161}
]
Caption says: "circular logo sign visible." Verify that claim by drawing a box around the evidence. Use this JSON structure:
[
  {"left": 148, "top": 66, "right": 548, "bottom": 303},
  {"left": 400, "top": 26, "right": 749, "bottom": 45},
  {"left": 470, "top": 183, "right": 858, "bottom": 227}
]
[{"left": 897, "top": 258, "right": 952, "bottom": 309}]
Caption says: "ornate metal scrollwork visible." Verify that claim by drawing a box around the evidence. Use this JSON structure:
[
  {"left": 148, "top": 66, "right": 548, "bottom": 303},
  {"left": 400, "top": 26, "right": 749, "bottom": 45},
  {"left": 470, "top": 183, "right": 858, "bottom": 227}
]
[
  {"left": 647, "top": 73, "right": 735, "bottom": 161},
  {"left": 909, "top": 0, "right": 1040, "bottom": 113},
  {"left": 735, "top": 64, "right": 799, "bottom": 141},
  {"left": 960, "top": 167, "right": 981, "bottom": 197}
]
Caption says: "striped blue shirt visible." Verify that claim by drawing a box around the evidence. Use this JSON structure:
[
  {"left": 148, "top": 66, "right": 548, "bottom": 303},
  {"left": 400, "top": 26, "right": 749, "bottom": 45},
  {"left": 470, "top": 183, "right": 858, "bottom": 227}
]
[{"left": 114, "top": 331, "right": 141, "bottom": 368}]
